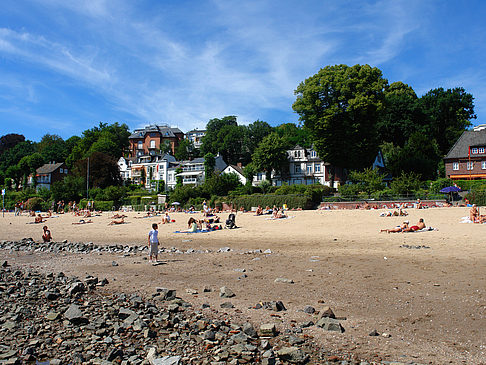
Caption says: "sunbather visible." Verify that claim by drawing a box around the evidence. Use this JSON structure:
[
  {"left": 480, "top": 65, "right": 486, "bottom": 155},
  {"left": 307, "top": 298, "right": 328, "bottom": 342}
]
[
  {"left": 72, "top": 219, "right": 93, "bottom": 225},
  {"left": 108, "top": 218, "right": 125, "bottom": 225},
  {"left": 381, "top": 221, "right": 409, "bottom": 233},
  {"left": 470, "top": 204, "right": 479, "bottom": 222},
  {"left": 403, "top": 218, "right": 426, "bottom": 232}
]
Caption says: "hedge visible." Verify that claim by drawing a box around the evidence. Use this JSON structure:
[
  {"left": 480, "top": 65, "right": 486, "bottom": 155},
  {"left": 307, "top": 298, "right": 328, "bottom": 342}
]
[
  {"left": 215, "top": 194, "right": 312, "bottom": 210},
  {"left": 465, "top": 191, "right": 486, "bottom": 206},
  {"left": 79, "top": 199, "right": 115, "bottom": 211}
]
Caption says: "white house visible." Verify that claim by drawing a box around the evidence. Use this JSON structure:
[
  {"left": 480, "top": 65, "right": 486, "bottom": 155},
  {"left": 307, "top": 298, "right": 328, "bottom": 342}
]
[
  {"left": 222, "top": 164, "right": 246, "bottom": 185},
  {"left": 130, "top": 154, "right": 178, "bottom": 190},
  {"left": 177, "top": 154, "right": 227, "bottom": 186},
  {"left": 185, "top": 129, "right": 206, "bottom": 149},
  {"left": 117, "top": 157, "right": 133, "bottom": 181}
]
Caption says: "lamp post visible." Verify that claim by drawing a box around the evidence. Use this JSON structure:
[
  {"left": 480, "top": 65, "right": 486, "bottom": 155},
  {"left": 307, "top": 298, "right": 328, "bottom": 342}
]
[{"left": 86, "top": 157, "right": 90, "bottom": 200}]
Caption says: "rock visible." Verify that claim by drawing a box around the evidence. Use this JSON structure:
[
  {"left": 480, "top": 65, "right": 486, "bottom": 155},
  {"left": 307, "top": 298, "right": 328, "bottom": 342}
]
[
  {"left": 263, "top": 249, "right": 272, "bottom": 254},
  {"left": 260, "top": 323, "right": 277, "bottom": 337},
  {"left": 45, "top": 291, "right": 60, "bottom": 300},
  {"left": 118, "top": 307, "right": 136, "bottom": 320},
  {"left": 112, "top": 261, "right": 119, "bottom": 266},
  {"left": 315, "top": 317, "right": 344, "bottom": 333},
  {"left": 185, "top": 288, "right": 198, "bottom": 295},
  {"left": 274, "top": 277, "right": 294, "bottom": 284},
  {"left": 369, "top": 329, "right": 380, "bottom": 336},
  {"left": 303, "top": 305, "right": 315, "bottom": 314},
  {"left": 46, "top": 312, "right": 61, "bottom": 321},
  {"left": 381, "top": 332, "right": 391, "bottom": 338},
  {"left": 318, "top": 306, "right": 336, "bottom": 319},
  {"left": 220, "top": 286, "right": 235, "bottom": 298},
  {"left": 220, "top": 302, "right": 234, "bottom": 308},
  {"left": 67, "top": 281, "right": 86, "bottom": 296},
  {"left": 1, "top": 261, "right": 8, "bottom": 267},
  {"left": 155, "top": 288, "right": 177, "bottom": 301},
  {"left": 288, "top": 335, "right": 304, "bottom": 345},
  {"left": 64, "top": 304, "right": 89, "bottom": 325},
  {"left": 218, "top": 247, "right": 231, "bottom": 252},
  {"left": 242, "top": 322, "right": 258, "bottom": 338},
  {"left": 152, "top": 356, "right": 181, "bottom": 365},
  {"left": 276, "top": 346, "right": 307, "bottom": 364}
]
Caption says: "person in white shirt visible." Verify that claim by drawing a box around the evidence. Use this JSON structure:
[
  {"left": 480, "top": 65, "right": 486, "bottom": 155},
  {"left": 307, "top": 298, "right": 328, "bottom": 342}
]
[{"left": 148, "top": 223, "right": 159, "bottom": 263}]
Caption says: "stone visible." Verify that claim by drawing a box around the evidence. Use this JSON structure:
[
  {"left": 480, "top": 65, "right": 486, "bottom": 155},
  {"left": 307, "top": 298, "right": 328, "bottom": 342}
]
[
  {"left": 276, "top": 347, "right": 306, "bottom": 364},
  {"left": 242, "top": 322, "right": 258, "bottom": 338},
  {"left": 369, "top": 329, "right": 379, "bottom": 336},
  {"left": 220, "top": 302, "right": 234, "bottom": 309},
  {"left": 218, "top": 247, "right": 231, "bottom": 252},
  {"left": 274, "top": 277, "right": 294, "bottom": 284},
  {"left": 118, "top": 307, "right": 136, "bottom": 320},
  {"left": 185, "top": 288, "right": 198, "bottom": 295},
  {"left": 220, "top": 286, "right": 235, "bottom": 298},
  {"left": 319, "top": 306, "right": 336, "bottom": 319},
  {"left": 46, "top": 312, "right": 61, "bottom": 321},
  {"left": 260, "top": 323, "right": 277, "bottom": 337},
  {"left": 152, "top": 356, "right": 181, "bottom": 365},
  {"left": 155, "top": 288, "right": 177, "bottom": 301},
  {"left": 315, "top": 317, "right": 344, "bottom": 333},
  {"left": 303, "top": 305, "right": 315, "bottom": 314},
  {"left": 64, "top": 304, "right": 89, "bottom": 325},
  {"left": 112, "top": 261, "right": 119, "bottom": 266}
]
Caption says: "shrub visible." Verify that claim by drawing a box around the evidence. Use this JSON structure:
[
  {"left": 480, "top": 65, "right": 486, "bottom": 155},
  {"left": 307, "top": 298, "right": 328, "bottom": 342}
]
[
  {"left": 465, "top": 191, "right": 486, "bottom": 206},
  {"left": 24, "top": 197, "right": 45, "bottom": 211},
  {"left": 216, "top": 194, "right": 312, "bottom": 210}
]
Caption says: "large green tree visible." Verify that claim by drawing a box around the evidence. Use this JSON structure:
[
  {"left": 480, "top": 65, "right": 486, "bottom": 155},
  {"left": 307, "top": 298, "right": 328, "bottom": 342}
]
[
  {"left": 74, "top": 152, "right": 122, "bottom": 189},
  {"left": 418, "top": 87, "right": 476, "bottom": 155},
  {"left": 37, "top": 134, "right": 68, "bottom": 163},
  {"left": 252, "top": 132, "right": 289, "bottom": 183},
  {"left": 293, "top": 64, "right": 387, "bottom": 170},
  {"left": 274, "top": 123, "right": 311, "bottom": 148}
]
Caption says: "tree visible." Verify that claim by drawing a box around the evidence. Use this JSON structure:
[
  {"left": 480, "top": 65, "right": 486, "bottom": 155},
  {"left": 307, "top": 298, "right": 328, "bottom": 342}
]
[
  {"left": 204, "top": 153, "right": 216, "bottom": 177},
  {"left": 275, "top": 123, "right": 311, "bottom": 148},
  {"left": 293, "top": 64, "right": 387, "bottom": 170},
  {"left": 252, "top": 132, "right": 289, "bottom": 183},
  {"left": 0, "top": 134, "right": 25, "bottom": 155},
  {"left": 245, "top": 120, "right": 274, "bottom": 156},
  {"left": 419, "top": 87, "right": 476, "bottom": 155},
  {"left": 346, "top": 168, "right": 385, "bottom": 196},
  {"left": 74, "top": 152, "right": 122, "bottom": 189},
  {"left": 376, "top": 82, "right": 425, "bottom": 147},
  {"left": 37, "top": 134, "right": 68, "bottom": 163}
]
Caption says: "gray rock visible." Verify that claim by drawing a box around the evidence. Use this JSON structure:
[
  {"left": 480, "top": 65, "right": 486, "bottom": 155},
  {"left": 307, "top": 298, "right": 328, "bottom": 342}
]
[
  {"left": 220, "top": 286, "right": 235, "bottom": 298},
  {"left": 155, "top": 288, "right": 177, "bottom": 301},
  {"left": 153, "top": 356, "right": 181, "bottom": 365},
  {"left": 242, "top": 322, "right": 258, "bottom": 338},
  {"left": 303, "top": 305, "right": 315, "bottom": 314},
  {"left": 276, "top": 346, "right": 307, "bottom": 364},
  {"left": 220, "top": 302, "right": 234, "bottom": 309},
  {"left": 315, "top": 317, "right": 344, "bottom": 333},
  {"left": 274, "top": 277, "right": 294, "bottom": 284},
  {"left": 260, "top": 323, "right": 277, "bottom": 337},
  {"left": 64, "top": 304, "right": 89, "bottom": 325}
]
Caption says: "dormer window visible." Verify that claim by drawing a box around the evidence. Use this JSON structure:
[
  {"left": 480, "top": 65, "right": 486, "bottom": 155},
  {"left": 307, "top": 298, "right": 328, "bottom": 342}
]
[
  {"left": 479, "top": 147, "right": 485, "bottom": 154},
  {"left": 472, "top": 148, "right": 478, "bottom": 154}
]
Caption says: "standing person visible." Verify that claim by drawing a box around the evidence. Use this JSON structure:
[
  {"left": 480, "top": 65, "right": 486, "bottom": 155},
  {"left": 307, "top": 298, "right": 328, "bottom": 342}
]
[
  {"left": 148, "top": 223, "right": 159, "bottom": 263},
  {"left": 42, "top": 226, "right": 52, "bottom": 242}
]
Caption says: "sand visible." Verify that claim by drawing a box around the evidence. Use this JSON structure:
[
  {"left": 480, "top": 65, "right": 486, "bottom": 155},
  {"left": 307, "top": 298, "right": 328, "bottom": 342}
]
[{"left": 1, "top": 207, "right": 485, "bottom": 364}]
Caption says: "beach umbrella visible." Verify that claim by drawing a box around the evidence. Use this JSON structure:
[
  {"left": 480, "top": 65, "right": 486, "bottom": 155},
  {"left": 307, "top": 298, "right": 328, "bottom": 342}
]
[
  {"left": 440, "top": 186, "right": 462, "bottom": 203},
  {"left": 439, "top": 186, "right": 462, "bottom": 193},
  {"left": 172, "top": 202, "right": 181, "bottom": 205}
]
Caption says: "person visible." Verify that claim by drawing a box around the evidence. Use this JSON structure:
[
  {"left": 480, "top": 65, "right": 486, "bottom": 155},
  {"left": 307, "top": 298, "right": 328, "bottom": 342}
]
[
  {"left": 148, "top": 223, "right": 159, "bottom": 263},
  {"left": 72, "top": 219, "right": 93, "bottom": 225},
  {"left": 255, "top": 205, "right": 263, "bottom": 216},
  {"left": 403, "top": 218, "right": 426, "bottom": 232},
  {"left": 381, "top": 221, "right": 409, "bottom": 233},
  {"left": 108, "top": 218, "right": 125, "bottom": 225},
  {"left": 35, "top": 214, "right": 44, "bottom": 223},
  {"left": 186, "top": 217, "right": 198, "bottom": 232},
  {"left": 416, "top": 199, "right": 423, "bottom": 209},
  {"left": 42, "top": 226, "right": 52, "bottom": 242},
  {"left": 470, "top": 204, "right": 479, "bottom": 222},
  {"left": 162, "top": 212, "right": 171, "bottom": 224}
]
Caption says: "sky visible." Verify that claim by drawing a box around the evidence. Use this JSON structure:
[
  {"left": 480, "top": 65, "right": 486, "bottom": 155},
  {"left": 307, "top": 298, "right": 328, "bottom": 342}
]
[{"left": 1, "top": 0, "right": 486, "bottom": 142}]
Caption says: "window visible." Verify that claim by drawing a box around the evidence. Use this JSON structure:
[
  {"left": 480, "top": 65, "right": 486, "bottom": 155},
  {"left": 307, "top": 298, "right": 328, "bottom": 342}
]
[
  {"left": 150, "top": 140, "right": 156, "bottom": 148},
  {"left": 311, "top": 150, "right": 317, "bottom": 158},
  {"left": 64, "top": 169, "right": 68, "bottom": 174},
  {"left": 60, "top": 168, "right": 63, "bottom": 173},
  {"left": 295, "top": 164, "right": 301, "bottom": 173},
  {"left": 452, "top": 162, "right": 459, "bottom": 171},
  {"left": 472, "top": 148, "right": 478, "bottom": 154},
  {"left": 306, "top": 164, "right": 312, "bottom": 174},
  {"left": 315, "top": 163, "right": 321, "bottom": 173},
  {"left": 467, "top": 161, "right": 474, "bottom": 170},
  {"left": 482, "top": 161, "right": 486, "bottom": 170},
  {"left": 479, "top": 147, "right": 485, "bottom": 154},
  {"left": 137, "top": 141, "right": 143, "bottom": 149}
]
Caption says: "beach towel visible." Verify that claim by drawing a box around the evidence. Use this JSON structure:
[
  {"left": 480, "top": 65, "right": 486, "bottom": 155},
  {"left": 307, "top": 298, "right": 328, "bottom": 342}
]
[
  {"left": 173, "top": 229, "right": 217, "bottom": 234},
  {"left": 265, "top": 215, "right": 294, "bottom": 221},
  {"left": 415, "top": 226, "right": 438, "bottom": 232}
]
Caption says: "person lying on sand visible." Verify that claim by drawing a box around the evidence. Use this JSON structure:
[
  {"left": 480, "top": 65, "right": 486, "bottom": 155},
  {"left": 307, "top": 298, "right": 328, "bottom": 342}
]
[
  {"left": 402, "top": 218, "right": 426, "bottom": 232},
  {"left": 111, "top": 213, "right": 127, "bottom": 219},
  {"left": 72, "top": 219, "right": 93, "bottom": 225},
  {"left": 34, "top": 214, "right": 45, "bottom": 223},
  {"left": 381, "top": 221, "right": 409, "bottom": 233},
  {"left": 108, "top": 218, "right": 125, "bottom": 225}
]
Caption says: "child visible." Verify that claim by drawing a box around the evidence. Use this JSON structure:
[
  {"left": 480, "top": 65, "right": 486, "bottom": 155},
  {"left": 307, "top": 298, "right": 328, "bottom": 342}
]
[
  {"left": 42, "top": 226, "right": 52, "bottom": 242},
  {"left": 148, "top": 223, "right": 159, "bottom": 263}
]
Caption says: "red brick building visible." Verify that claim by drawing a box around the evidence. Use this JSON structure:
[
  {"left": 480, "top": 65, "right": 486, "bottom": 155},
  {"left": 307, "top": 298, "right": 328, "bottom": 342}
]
[
  {"left": 444, "top": 125, "right": 486, "bottom": 180},
  {"left": 128, "top": 124, "right": 184, "bottom": 158}
]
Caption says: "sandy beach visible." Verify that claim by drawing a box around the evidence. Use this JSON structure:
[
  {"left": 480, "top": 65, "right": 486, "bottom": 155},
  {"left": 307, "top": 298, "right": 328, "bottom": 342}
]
[{"left": 1, "top": 207, "right": 485, "bottom": 364}]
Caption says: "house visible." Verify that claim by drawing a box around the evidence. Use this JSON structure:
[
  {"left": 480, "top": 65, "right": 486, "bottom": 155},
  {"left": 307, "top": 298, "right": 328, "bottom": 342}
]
[
  {"left": 29, "top": 162, "right": 69, "bottom": 190},
  {"left": 185, "top": 129, "right": 206, "bottom": 149},
  {"left": 130, "top": 154, "right": 178, "bottom": 190},
  {"left": 128, "top": 124, "right": 184, "bottom": 158},
  {"left": 117, "top": 157, "right": 135, "bottom": 182},
  {"left": 272, "top": 145, "right": 345, "bottom": 189},
  {"left": 444, "top": 124, "right": 486, "bottom": 180},
  {"left": 222, "top": 164, "right": 246, "bottom": 185},
  {"left": 177, "top": 154, "right": 227, "bottom": 186}
]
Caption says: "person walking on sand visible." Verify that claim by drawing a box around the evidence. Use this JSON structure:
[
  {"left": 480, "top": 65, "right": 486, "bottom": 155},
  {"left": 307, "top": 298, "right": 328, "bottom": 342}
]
[{"left": 148, "top": 223, "right": 159, "bottom": 263}]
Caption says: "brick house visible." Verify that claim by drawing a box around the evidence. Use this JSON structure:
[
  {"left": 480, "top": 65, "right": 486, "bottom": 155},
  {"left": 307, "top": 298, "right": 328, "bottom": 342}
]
[
  {"left": 128, "top": 124, "right": 184, "bottom": 158},
  {"left": 444, "top": 125, "right": 486, "bottom": 180},
  {"left": 28, "top": 162, "right": 69, "bottom": 190}
]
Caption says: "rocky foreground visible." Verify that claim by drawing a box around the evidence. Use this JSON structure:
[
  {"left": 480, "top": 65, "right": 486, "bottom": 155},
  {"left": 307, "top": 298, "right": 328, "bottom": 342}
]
[{"left": 0, "top": 239, "right": 423, "bottom": 364}]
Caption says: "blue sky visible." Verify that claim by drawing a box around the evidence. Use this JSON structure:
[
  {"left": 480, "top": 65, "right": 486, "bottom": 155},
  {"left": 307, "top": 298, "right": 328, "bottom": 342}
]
[{"left": 1, "top": 0, "right": 485, "bottom": 142}]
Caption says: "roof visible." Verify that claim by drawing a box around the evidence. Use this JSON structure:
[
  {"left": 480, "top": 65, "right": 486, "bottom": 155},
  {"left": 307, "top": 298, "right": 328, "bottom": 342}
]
[
  {"left": 186, "top": 129, "right": 206, "bottom": 134},
  {"left": 36, "top": 163, "right": 64, "bottom": 174},
  {"left": 226, "top": 164, "right": 244, "bottom": 176},
  {"left": 444, "top": 129, "right": 486, "bottom": 159},
  {"left": 129, "top": 125, "right": 183, "bottom": 139}
]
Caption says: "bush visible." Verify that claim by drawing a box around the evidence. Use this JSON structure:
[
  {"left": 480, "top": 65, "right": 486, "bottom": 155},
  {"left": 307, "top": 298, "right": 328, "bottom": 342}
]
[
  {"left": 79, "top": 199, "right": 115, "bottom": 211},
  {"left": 216, "top": 194, "right": 312, "bottom": 210},
  {"left": 24, "top": 197, "right": 45, "bottom": 211},
  {"left": 428, "top": 178, "right": 453, "bottom": 194},
  {"left": 465, "top": 191, "right": 486, "bottom": 206}
]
